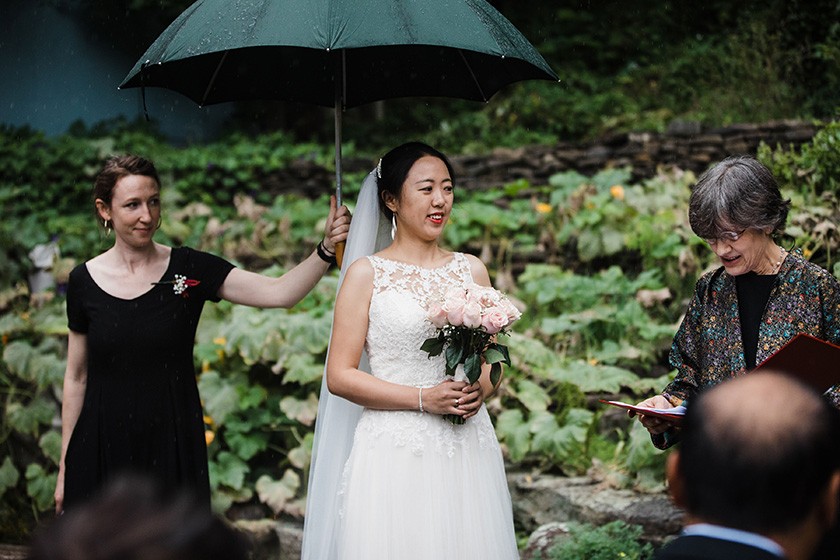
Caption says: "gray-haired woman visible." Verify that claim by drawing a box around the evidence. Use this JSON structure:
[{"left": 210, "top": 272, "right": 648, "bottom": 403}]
[{"left": 634, "top": 156, "right": 840, "bottom": 449}]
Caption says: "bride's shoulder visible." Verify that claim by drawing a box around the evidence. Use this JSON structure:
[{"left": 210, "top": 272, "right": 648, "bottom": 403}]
[
  {"left": 459, "top": 253, "right": 491, "bottom": 285},
  {"left": 345, "top": 256, "right": 375, "bottom": 278}
]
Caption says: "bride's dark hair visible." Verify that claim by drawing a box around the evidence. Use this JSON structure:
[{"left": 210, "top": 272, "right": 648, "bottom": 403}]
[{"left": 377, "top": 142, "right": 455, "bottom": 220}]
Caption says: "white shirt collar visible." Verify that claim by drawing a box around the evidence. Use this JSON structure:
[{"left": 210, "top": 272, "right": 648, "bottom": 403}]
[{"left": 682, "top": 523, "right": 786, "bottom": 558}]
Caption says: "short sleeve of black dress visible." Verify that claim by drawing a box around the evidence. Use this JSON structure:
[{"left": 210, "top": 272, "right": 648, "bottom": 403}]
[{"left": 62, "top": 247, "right": 234, "bottom": 510}]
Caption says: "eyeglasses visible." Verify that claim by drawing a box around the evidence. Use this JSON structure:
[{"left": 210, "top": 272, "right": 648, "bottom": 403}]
[{"left": 703, "top": 229, "right": 746, "bottom": 245}]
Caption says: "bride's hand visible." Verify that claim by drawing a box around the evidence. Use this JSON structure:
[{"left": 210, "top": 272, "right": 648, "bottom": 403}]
[
  {"left": 456, "top": 383, "right": 484, "bottom": 419},
  {"left": 422, "top": 379, "right": 469, "bottom": 415}
]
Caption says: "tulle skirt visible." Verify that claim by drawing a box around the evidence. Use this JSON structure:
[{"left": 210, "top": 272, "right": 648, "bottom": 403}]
[{"left": 336, "top": 407, "right": 519, "bottom": 559}]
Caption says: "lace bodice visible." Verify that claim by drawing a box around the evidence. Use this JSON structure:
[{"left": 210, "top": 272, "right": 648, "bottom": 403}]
[
  {"left": 354, "top": 252, "right": 497, "bottom": 457},
  {"left": 365, "top": 253, "right": 472, "bottom": 387}
]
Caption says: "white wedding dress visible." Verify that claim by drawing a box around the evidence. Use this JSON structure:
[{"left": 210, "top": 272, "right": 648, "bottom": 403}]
[{"left": 336, "top": 253, "right": 519, "bottom": 559}]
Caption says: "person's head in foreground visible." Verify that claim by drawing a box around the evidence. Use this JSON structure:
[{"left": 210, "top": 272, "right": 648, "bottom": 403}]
[
  {"left": 29, "top": 474, "right": 250, "bottom": 560},
  {"left": 666, "top": 372, "right": 840, "bottom": 560}
]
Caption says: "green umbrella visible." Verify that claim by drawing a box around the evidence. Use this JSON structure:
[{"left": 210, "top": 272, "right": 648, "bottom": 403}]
[{"left": 119, "top": 0, "right": 557, "bottom": 218}]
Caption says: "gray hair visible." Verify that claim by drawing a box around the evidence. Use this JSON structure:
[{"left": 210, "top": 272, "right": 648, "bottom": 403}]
[{"left": 688, "top": 156, "right": 791, "bottom": 239}]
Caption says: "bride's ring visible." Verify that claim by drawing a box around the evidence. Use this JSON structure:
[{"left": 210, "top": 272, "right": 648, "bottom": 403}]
[{"left": 455, "top": 399, "right": 460, "bottom": 407}]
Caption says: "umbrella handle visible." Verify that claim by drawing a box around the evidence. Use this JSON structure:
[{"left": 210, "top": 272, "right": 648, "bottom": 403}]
[{"left": 334, "top": 241, "right": 345, "bottom": 268}]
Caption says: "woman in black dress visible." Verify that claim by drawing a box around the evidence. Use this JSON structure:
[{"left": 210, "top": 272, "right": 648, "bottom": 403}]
[{"left": 55, "top": 155, "right": 350, "bottom": 513}]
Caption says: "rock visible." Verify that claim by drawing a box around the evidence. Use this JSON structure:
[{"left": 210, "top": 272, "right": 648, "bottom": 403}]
[
  {"left": 510, "top": 474, "right": 683, "bottom": 547},
  {"left": 234, "top": 519, "right": 303, "bottom": 560},
  {"left": 0, "top": 545, "right": 27, "bottom": 560},
  {"left": 521, "top": 522, "right": 572, "bottom": 560}
]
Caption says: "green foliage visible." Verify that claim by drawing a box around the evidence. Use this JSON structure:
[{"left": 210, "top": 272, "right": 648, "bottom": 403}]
[
  {"left": 759, "top": 121, "right": 840, "bottom": 271},
  {"left": 62, "top": 0, "right": 840, "bottom": 149},
  {"left": 539, "top": 521, "right": 653, "bottom": 560},
  {"left": 1, "top": 121, "right": 838, "bottom": 544}
]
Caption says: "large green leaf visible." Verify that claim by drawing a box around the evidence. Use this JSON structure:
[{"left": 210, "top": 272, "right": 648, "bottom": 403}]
[
  {"left": 209, "top": 451, "right": 250, "bottom": 491},
  {"left": 547, "top": 361, "right": 640, "bottom": 393},
  {"left": 25, "top": 463, "right": 57, "bottom": 512},
  {"left": 39, "top": 430, "right": 62, "bottom": 465},
  {"left": 7, "top": 397, "right": 55, "bottom": 437},
  {"left": 511, "top": 379, "right": 551, "bottom": 412},
  {"left": 495, "top": 409, "right": 530, "bottom": 462},
  {"left": 279, "top": 393, "right": 319, "bottom": 427},
  {"left": 255, "top": 469, "right": 300, "bottom": 515},
  {"left": 198, "top": 370, "right": 240, "bottom": 425},
  {"left": 0, "top": 456, "right": 20, "bottom": 497}
]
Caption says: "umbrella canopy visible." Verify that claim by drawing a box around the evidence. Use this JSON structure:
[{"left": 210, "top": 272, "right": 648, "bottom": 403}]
[
  {"left": 119, "top": 0, "right": 557, "bottom": 262},
  {"left": 119, "top": 0, "right": 557, "bottom": 108}
]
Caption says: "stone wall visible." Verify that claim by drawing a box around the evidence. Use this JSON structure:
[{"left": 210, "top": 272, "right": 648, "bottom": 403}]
[
  {"left": 451, "top": 120, "right": 817, "bottom": 190},
  {"left": 266, "top": 120, "right": 817, "bottom": 197}
]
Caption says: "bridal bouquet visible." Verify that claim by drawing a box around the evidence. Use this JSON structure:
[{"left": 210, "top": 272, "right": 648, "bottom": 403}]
[{"left": 420, "top": 283, "right": 521, "bottom": 423}]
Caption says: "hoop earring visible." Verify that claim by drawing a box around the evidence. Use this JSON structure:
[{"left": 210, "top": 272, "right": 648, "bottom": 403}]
[
  {"left": 104, "top": 219, "right": 112, "bottom": 237},
  {"left": 156, "top": 217, "right": 162, "bottom": 230},
  {"left": 391, "top": 213, "right": 397, "bottom": 238}
]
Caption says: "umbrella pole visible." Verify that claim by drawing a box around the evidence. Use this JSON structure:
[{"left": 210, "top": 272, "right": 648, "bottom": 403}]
[{"left": 333, "top": 51, "right": 346, "bottom": 267}]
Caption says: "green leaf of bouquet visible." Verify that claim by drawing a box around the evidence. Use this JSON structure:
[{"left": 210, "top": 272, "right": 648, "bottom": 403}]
[
  {"left": 445, "top": 344, "right": 464, "bottom": 371},
  {"left": 490, "top": 363, "right": 502, "bottom": 386},
  {"left": 483, "top": 346, "right": 504, "bottom": 364},
  {"left": 420, "top": 336, "right": 445, "bottom": 356},
  {"left": 464, "top": 353, "right": 482, "bottom": 384}
]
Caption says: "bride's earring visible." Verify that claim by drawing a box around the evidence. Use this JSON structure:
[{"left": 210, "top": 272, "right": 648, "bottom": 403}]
[
  {"left": 391, "top": 213, "right": 397, "bottom": 238},
  {"left": 104, "top": 219, "right": 112, "bottom": 237}
]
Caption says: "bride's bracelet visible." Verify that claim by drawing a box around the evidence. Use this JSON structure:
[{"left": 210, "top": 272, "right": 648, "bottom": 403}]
[{"left": 418, "top": 388, "right": 424, "bottom": 413}]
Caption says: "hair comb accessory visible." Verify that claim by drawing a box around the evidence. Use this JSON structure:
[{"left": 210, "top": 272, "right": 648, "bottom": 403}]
[{"left": 376, "top": 158, "right": 383, "bottom": 179}]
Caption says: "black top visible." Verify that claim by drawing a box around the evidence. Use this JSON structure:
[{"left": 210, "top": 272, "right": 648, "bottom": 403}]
[
  {"left": 736, "top": 272, "right": 777, "bottom": 369},
  {"left": 63, "top": 247, "right": 234, "bottom": 510}
]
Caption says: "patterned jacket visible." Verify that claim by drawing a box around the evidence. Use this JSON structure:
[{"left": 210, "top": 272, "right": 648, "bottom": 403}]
[{"left": 654, "top": 249, "right": 840, "bottom": 448}]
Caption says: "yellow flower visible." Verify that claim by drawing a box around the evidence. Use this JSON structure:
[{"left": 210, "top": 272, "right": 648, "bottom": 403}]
[
  {"left": 213, "top": 337, "right": 226, "bottom": 346},
  {"left": 203, "top": 414, "right": 214, "bottom": 426},
  {"left": 535, "top": 202, "right": 552, "bottom": 215},
  {"left": 610, "top": 185, "right": 625, "bottom": 200},
  {"left": 588, "top": 358, "right": 599, "bottom": 366},
  {"left": 201, "top": 360, "right": 211, "bottom": 373},
  {"left": 205, "top": 430, "right": 215, "bottom": 446},
  {"left": 803, "top": 248, "right": 813, "bottom": 259}
]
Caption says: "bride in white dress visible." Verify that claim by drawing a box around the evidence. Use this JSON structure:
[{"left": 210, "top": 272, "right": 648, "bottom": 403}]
[{"left": 302, "top": 142, "right": 519, "bottom": 559}]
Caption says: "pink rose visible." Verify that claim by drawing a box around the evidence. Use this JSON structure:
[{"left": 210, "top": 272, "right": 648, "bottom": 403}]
[
  {"left": 445, "top": 301, "right": 465, "bottom": 326},
  {"left": 462, "top": 301, "right": 483, "bottom": 329},
  {"left": 475, "top": 285, "right": 501, "bottom": 308},
  {"left": 481, "top": 307, "right": 508, "bottom": 334},
  {"left": 502, "top": 299, "right": 522, "bottom": 322},
  {"left": 427, "top": 303, "right": 449, "bottom": 328},
  {"left": 443, "top": 287, "right": 467, "bottom": 326}
]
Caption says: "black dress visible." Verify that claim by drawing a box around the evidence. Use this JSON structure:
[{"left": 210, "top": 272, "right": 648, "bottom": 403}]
[{"left": 63, "top": 247, "right": 234, "bottom": 510}]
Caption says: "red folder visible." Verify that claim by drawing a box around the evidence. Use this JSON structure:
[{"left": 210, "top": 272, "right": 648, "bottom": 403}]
[{"left": 753, "top": 333, "right": 840, "bottom": 393}]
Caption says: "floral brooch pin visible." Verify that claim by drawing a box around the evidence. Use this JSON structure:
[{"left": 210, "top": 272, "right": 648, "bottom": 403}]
[{"left": 153, "top": 274, "right": 200, "bottom": 298}]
